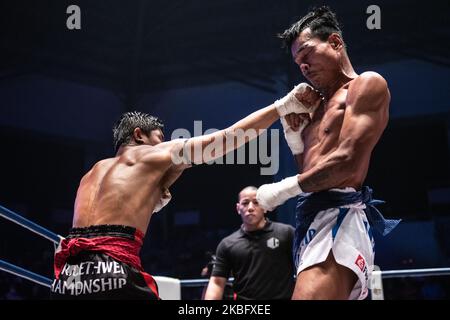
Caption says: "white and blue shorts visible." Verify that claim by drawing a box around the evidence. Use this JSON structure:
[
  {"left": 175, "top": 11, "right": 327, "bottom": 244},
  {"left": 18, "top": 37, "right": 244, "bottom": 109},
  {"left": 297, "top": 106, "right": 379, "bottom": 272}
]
[{"left": 295, "top": 188, "right": 375, "bottom": 300}]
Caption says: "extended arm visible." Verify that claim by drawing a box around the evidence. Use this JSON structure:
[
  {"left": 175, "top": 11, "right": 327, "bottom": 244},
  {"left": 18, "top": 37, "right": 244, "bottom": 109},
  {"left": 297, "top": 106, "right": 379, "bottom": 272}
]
[
  {"left": 170, "top": 83, "right": 319, "bottom": 165},
  {"left": 150, "top": 84, "right": 320, "bottom": 212}
]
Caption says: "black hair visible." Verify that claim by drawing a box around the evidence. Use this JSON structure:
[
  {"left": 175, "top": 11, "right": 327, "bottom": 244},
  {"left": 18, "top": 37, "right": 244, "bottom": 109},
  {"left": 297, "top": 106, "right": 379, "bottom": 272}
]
[
  {"left": 238, "top": 186, "right": 258, "bottom": 202},
  {"left": 112, "top": 111, "right": 164, "bottom": 152},
  {"left": 278, "top": 6, "right": 343, "bottom": 50}
]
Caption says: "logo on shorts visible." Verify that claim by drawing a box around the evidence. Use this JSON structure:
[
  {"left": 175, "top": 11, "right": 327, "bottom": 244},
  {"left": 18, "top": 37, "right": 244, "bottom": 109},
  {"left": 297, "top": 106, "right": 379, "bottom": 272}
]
[
  {"left": 267, "top": 237, "right": 279, "bottom": 249},
  {"left": 355, "top": 254, "right": 366, "bottom": 271}
]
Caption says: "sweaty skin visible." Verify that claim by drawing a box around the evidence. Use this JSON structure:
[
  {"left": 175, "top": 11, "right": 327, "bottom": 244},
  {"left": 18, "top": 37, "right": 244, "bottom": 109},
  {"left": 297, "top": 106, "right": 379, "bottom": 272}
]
[
  {"left": 73, "top": 129, "right": 176, "bottom": 234},
  {"left": 298, "top": 74, "right": 390, "bottom": 192},
  {"left": 73, "top": 104, "right": 281, "bottom": 234},
  {"left": 289, "top": 29, "right": 390, "bottom": 193},
  {"left": 286, "top": 27, "right": 390, "bottom": 299}
]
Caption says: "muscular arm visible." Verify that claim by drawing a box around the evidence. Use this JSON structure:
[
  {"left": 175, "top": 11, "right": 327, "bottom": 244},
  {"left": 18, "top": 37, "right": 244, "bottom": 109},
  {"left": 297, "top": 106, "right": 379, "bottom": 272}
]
[
  {"left": 204, "top": 276, "right": 227, "bottom": 300},
  {"left": 180, "top": 104, "right": 280, "bottom": 165},
  {"left": 145, "top": 104, "right": 280, "bottom": 190},
  {"left": 299, "top": 72, "right": 390, "bottom": 192}
]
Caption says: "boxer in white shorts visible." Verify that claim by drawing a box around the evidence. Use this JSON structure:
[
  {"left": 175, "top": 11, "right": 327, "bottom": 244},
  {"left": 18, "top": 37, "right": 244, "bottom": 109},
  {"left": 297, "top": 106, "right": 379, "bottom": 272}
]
[{"left": 256, "top": 6, "right": 401, "bottom": 299}]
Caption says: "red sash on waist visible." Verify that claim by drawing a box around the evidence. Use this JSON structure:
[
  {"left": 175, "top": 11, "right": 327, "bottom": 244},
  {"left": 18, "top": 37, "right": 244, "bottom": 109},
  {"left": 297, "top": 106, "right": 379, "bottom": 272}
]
[{"left": 54, "top": 229, "right": 144, "bottom": 279}]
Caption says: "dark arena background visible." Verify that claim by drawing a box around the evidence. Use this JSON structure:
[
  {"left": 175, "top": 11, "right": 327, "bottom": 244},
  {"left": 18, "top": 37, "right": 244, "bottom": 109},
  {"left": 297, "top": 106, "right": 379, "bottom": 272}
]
[{"left": 0, "top": 0, "right": 449, "bottom": 301}]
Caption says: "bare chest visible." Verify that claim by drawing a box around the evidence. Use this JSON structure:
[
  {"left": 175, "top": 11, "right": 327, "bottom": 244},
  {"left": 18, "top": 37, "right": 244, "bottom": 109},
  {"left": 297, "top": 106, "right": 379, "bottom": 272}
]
[{"left": 303, "top": 89, "right": 348, "bottom": 157}]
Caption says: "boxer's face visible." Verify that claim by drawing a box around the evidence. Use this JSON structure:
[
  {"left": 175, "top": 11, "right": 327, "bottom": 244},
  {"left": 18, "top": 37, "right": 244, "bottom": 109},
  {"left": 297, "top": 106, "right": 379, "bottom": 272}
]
[
  {"left": 148, "top": 129, "right": 165, "bottom": 145},
  {"left": 137, "top": 128, "right": 165, "bottom": 146},
  {"left": 236, "top": 189, "right": 266, "bottom": 227},
  {"left": 291, "top": 28, "right": 341, "bottom": 90}
]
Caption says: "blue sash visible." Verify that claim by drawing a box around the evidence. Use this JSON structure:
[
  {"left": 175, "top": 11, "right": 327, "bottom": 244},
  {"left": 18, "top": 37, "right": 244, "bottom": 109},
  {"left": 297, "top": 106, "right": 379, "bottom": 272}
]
[{"left": 293, "top": 186, "right": 400, "bottom": 267}]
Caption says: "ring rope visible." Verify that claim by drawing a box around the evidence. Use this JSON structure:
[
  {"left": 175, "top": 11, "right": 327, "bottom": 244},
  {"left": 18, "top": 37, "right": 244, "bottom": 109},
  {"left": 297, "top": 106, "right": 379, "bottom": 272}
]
[
  {"left": 0, "top": 204, "right": 63, "bottom": 244},
  {"left": 373, "top": 267, "right": 450, "bottom": 279},
  {"left": 0, "top": 258, "right": 52, "bottom": 288},
  {"left": 1, "top": 204, "right": 450, "bottom": 295}
]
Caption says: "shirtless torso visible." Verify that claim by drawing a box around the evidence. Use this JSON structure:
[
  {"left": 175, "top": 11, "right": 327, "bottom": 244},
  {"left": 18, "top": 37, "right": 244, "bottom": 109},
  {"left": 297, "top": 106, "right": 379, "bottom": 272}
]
[
  {"left": 73, "top": 143, "right": 174, "bottom": 234},
  {"left": 298, "top": 72, "right": 390, "bottom": 193}
]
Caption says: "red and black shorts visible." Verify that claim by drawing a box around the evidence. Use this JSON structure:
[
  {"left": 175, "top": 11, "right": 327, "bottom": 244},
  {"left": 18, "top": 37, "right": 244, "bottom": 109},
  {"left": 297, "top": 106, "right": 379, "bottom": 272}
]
[{"left": 51, "top": 225, "right": 159, "bottom": 300}]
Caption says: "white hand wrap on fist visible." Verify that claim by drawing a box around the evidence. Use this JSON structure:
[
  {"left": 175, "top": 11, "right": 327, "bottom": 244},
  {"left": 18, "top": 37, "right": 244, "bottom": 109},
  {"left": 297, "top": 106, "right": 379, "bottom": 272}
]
[
  {"left": 275, "top": 83, "right": 318, "bottom": 117},
  {"left": 256, "top": 175, "right": 302, "bottom": 211},
  {"left": 153, "top": 190, "right": 172, "bottom": 213},
  {"left": 280, "top": 117, "right": 309, "bottom": 155}
]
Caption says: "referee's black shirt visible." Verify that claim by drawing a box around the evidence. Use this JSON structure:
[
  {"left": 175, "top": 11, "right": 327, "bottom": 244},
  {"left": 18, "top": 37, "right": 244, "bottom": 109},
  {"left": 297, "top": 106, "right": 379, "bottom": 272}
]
[{"left": 211, "top": 219, "right": 295, "bottom": 300}]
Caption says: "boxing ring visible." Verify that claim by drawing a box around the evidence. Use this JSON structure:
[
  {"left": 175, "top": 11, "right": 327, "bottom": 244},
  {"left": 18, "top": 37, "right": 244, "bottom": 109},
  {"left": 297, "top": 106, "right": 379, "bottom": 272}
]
[{"left": 1, "top": 204, "right": 449, "bottom": 300}]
